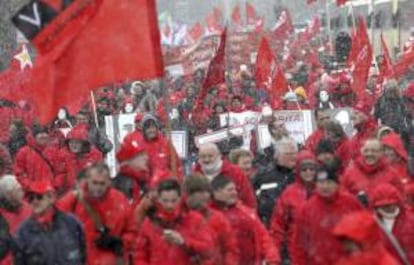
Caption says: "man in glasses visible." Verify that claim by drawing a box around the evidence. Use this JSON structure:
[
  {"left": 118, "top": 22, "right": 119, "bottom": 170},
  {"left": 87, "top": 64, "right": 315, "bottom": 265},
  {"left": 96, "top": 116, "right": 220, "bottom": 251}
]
[
  {"left": 14, "top": 181, "right": 86, "bottom": 265},
  {"left": 269, "top": 150, "right": 317, "bottom": 264}
]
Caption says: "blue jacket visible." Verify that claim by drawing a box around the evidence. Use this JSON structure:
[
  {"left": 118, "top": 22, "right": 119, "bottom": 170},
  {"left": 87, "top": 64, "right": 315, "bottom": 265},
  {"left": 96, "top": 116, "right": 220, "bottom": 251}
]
[{"left": 14, "top": 210, "right": 86, "bottom": 265}]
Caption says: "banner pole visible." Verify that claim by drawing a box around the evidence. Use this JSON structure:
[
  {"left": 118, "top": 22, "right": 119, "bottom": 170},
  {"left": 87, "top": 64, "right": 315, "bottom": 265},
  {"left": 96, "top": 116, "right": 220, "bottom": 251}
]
[{"left": 90, "top": 91, "right": 99, "bottom": 128}]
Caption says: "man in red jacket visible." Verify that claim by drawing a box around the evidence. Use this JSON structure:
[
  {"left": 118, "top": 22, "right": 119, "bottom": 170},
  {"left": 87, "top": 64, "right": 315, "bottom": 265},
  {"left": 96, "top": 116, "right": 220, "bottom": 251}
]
[
  {"left": 183, "top": 174, "right": 239, "bottom": 265},
  {"left": 193, "top": 143, "right": 256, "bottom": 209},
  {"left": 270, "top": 150, "right": 317, "bottom": 263},
  {"left": 134, "top": 179, "right": 214, "bottom": 265},
  {"left": 13, "top": 125, "right": 59, "bottom": 192},
  {"left": 333, "top": 211, "right": 400, "bottom": 265},
  {"left": 0, "top": 175, "right": 31, "bottom": 265},
  {"left": 291, "top": 165, "right": 362, "bottom": 265},
  {"left": 370, "top": 183, "right": 414, "bottom": 264},
  {"left": 57, "top": 163, "right": 136, "bottom": 265},
  {"left": 341, "top": 138, "right": 403, "bottom": 201},
  {"left": 304, "top": 109, "right": 331, "bottom": 153},
  {"left": 210, "top": 175, "right": 280, "bottom": 265}
]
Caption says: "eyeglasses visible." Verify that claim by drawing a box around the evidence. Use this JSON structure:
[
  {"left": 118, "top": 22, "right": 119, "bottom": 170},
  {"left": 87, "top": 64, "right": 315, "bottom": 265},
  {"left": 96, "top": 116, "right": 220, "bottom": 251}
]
[
  {"left": 27, "top": 194, "right": 45, "bottom": 203},
  {"left": 301, "top": 166, "right": 316, "bottom": 172}
]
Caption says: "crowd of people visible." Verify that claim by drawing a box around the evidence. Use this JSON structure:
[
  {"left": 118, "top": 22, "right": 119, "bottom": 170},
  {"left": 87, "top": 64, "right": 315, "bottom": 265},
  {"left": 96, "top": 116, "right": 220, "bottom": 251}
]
[{"left": 0, "top": 25, "right": 413, "bottom": 265}]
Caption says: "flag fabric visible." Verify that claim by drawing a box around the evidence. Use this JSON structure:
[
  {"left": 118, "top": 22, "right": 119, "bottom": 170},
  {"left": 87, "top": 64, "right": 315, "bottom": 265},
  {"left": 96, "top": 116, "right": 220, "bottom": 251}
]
[
  {"left": 231, "top": 4, "right": 242, "bottom": 26},
  {"left": 380, "top": 34, "right": 393, "bottom": 79},
  {"left": 13, "top": 0, "right": 164, "bottom": 124},
  {"left": 269, "top": 66, "right": 288, "bottom": 109},
  {"left": 307, "top": 0, "right": 317, "bottom": 4},
  {"left": 347, "top": 17, "right": 373, "bottom": 99},
  {"left": 255, "top": 17, "right": 264, "bottom": 32},
  {"left": 246, "top": 2, "right": 258, "bottom": 25},
  {"left": 255, "top": 37, "right": 275, "bottom": 89},
  {"left": 272, "top": 9, "right": 294, "bottom": 41},
  {"left": 206, "top": 7, "right": 223, "bottom": 33},
  {"left": 187, "top": 22, "right": 203, "bottom": 44},
  {"left": 393, "top": 47, "right": 414, "bottom": 79}
]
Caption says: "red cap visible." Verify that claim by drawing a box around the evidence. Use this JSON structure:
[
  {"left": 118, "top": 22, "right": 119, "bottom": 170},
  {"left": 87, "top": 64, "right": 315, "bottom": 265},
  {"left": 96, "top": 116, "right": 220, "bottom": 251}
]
[
  {"left": 28, "top": 180, "right": 54, "bottom": 194},
  {"left": 116, "top": 140, "right": 146, "bottom": 163}
]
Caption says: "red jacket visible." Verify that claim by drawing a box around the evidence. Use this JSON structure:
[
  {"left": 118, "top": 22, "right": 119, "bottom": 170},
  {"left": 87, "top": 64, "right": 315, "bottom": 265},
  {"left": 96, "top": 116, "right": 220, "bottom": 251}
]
[
  {"left": 340, "top": 156, "right": 403, "bottom": 199},
  {"left": 202, "top": 207, "right": 239, "bottom": 265},
  {"left": 134, "top": 209, "right": 214, "bottom": 265},
  {"left": 193, "top": 160, "right": 257, "bottom": 209},
  {"left": 55, "top": 146, "right": 102, "bottom": 195},
  {"left": 57, "top": 186, "right": 136, "bottom": 265},
  {"left": 0, "top": 202, "right": 31, "bottom": 265},
  {"left": 291, "top": 191, "right": 362, "bottom": 265},
  {"left": 333, "top": 211, "right": 400, "bottom": 265},
  {"left": 210, "top": 201, "right": 280, "bottom": 265},
  {"left": 304, "top": 128, "right": 324, "bottom": 154},
  {"left": 124, "top": 131, "right": 183, "bottom": 180},
  {"left": 269, "top": 151, "right": 315, "bottom": 259},
  {"left": 370, "top": 183, "right": 414, "bottom": 264},
  {"left": 348, "top": 119, "right": 378, "bottom": 159},
  {"left": 381, "top": 132, "right": 409, "bottom": 184},
  {"left": 334, "top": 137, "right": 353, "bottom": 173},
  {"left": 13, "top": 141, "right": 59, "bottom": 191}
]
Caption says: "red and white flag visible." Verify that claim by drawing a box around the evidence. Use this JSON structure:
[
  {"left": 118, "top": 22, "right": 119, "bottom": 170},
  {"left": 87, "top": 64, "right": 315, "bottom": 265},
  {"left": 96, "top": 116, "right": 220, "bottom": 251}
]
[
  {"left": 272, "top": 9, "right": 294, "bottom": 41},
  {"left": 380, "top": 34, "right": 393, "bottom": 79}
]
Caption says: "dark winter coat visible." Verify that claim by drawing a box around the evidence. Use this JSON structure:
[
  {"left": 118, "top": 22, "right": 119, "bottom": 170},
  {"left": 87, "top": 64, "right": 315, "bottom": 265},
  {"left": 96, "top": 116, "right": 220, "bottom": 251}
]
[
  {"left": 14, "top": 210, "right": 86, "bottom": 265},
  {"left": 87, "top": 125, "right": 113, "bottom": 155},
  {"left": 253, "top": 163, "right": 294, "bottom": 226}
]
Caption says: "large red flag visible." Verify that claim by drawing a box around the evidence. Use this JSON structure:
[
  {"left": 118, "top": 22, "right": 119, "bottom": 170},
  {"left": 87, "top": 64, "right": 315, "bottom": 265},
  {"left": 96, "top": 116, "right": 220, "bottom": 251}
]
[
  {"left": 269, "top": 66, "right": 288, "bottom": 109},
  {"left": 393, "top": 47, "right": 414, "bottom": 79},
  {"left": 380, "top": 34, "right": 393, "bottom": 78},
  {"left": 255, "top": 37, "right": 275, "bottom": 89},
  {"left": 13, "top": 0, "right": 164, "bottom": 124},
  {"left": 272, "top": 9, "right": 294, "bottom": 41},
  {"left": 231, "top": 5, "right": 242, "bottom": 26},
  {"left": 246, "top": 2, "right": 258, "bottom": 25},
  {"left": 348, "top": 17, "right": 372, "bottom": 99}
]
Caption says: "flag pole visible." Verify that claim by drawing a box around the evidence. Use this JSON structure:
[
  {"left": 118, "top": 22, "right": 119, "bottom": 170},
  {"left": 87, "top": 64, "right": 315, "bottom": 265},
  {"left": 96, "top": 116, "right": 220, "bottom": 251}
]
[
  {"left": 90, "top": 91, "right": 99, "bottom": 128},
  {"left": 325, "top": 0, "right": 333, "bottom": 56}
]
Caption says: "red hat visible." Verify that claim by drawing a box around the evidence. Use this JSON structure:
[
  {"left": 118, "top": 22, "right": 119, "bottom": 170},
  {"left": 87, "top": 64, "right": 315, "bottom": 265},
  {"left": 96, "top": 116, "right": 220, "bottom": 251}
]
[
  {"left": 28, "top": 180, "right": 54, "bottom": 194},
  {"left": 67, "top": 124, "right": 89, "bottom": 142},
  {"left": 353, "top": 100, "right": 372, "bottom": 116},
  {"left": 370, "top": 183, "right": 402, "bottom": 208},
  {"left": 116, "top": 140, "right": 146, "bottom": 163}
]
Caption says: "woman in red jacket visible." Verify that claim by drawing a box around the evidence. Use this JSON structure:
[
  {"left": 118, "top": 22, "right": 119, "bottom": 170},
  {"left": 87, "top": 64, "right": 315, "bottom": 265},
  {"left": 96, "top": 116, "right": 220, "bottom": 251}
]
[
  {"left": 381, "top": 132, "right": 410, "bottom": 184},
  {"left": 270, "top": 150, "right": 316, "bottom": 263}
]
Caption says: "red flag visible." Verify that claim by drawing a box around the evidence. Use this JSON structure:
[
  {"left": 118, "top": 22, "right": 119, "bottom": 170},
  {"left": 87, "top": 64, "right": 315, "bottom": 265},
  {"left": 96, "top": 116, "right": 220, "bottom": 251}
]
[
  {"left": 307, "top": 0, "right": 317, "bottom": 4},
  {"left": 272, "top": 9, "right": 294, "bottom": 40},
  {"left": 380, "top": 34, "right": 393, "bottom": 78},
  {"left": 269, "top": 66, "right": 288, "bottom": 109},
  {"left": 348, "top": 17, "right": 373, "bottom": 99},
  {"left": 14, "top": 0, "right": 164, "bottom": 124},
  {"left": 232, "top": 5, "right": 242, "bottom": 26},
  {"left": 255, "top": 37, "right": 275, "bottom": 89},
  {"left": 187, "top": 22, "right": 203, "bottom": 43},
  {"left": 336, "top": 0, "right": 349, "bottom": 6},
  {"left": 206, "top": 7, "right": 223, "bottom": 33},
  {"left": 246, "top": 2, "right": 258, "bottom": 25},
  {"left": 393, "top": 47, "right": 414, "bottom": 79},
  {"left": 192, "top": 29, "right": 227, "bottom": 118}
]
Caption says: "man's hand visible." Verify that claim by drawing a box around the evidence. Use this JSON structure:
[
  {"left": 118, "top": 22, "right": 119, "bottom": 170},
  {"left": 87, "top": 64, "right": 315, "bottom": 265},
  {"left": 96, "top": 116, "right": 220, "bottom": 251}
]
[{"left": 163, "top": 229, "right": 184, "bottom": 246}]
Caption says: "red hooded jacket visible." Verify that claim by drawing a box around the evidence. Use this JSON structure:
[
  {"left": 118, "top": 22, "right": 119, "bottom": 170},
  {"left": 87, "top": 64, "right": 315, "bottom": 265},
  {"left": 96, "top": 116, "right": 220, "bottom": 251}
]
[
  {"left": 381, "top": 132, "right": 409, "bottom": 184},
  {"left": 333, "top": 211, "right": 400, "bottom": 265},
  {"left": 370, "top": 183, "right": 414, "bottom": 264},
  {"left": 57, "top": 186, "right": 136, "bottom": 265},
  {"left": 291, "top": 190, "right": 362, "bottom": 265},
  {"left": 134, "top": 208, "right": 214, "bottom": 265},
  {"left": 193, "top": 160, "right": 257, "bottom": 209},
  {"left": 348, "top": 119, "right": 378, "bottom": 159},
  {"left": 340, "top": 156, "right": 403, "bottom": 199},
  {"left": 269, "top": 151, "right": 315, "bottom": 259},
  {"left": 304, "top": 128, "right": 324, "bottom": 154},
  {"left": 210, "top": 201, "right": 280, "bottom": 265}
]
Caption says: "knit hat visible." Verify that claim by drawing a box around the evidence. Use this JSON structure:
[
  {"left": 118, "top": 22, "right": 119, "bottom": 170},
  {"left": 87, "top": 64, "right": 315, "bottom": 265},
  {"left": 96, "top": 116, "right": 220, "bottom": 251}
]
[
  {"left": 116, "top": 140, "right": 146, "bottom": 163},
  {"left": 315, "top": 139, "right": 336, "bottom": 156},
  {"left": 315, "top": 165, "right": 338, "bottom": 183},
  {"left": 141, "top": 113, "right": 160, "bottom": 129}
]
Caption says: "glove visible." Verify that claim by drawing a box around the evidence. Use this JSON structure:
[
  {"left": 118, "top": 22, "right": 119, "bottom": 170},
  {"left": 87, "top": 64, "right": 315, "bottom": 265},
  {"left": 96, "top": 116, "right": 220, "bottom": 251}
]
[{"left": 95, "top": 233, "right": 123, "bottom": 256}]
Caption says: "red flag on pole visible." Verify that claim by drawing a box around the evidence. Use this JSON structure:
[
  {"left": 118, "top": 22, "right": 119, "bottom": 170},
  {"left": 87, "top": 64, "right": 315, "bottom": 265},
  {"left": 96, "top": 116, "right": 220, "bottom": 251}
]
[
  {"left": 269, "top": 66, "right": 288, "bottom": 109},
  {"left": 380, "top": 34, "right": 393, "bottom": 79},
  {"left": 347, "top": 17, "right": 373, "bottom": 99},
  {"left": 255, "top": 37, "right": 275, "bottom": 89},
  {"left": 272, "top": 9, "right": 294, "bottom": 40},
  {"left": 246, "top": 2, "right": 258, "bottom": 25},
  {"left": 187, "top": 22, "right": 203, "bottom": 44},
  {"left": 393, "top": 47, "right": 414, "bottom": 79},
  {"left": 13, "top": 0, "right": 164, "bottom": 124},
  {"left": 231, "top": 4, "right": 242, "bottom": 26}
]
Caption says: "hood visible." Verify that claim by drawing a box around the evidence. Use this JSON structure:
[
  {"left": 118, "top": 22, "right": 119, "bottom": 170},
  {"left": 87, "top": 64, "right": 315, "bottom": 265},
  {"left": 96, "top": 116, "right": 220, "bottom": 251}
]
[
  {"left": 67, "top": 124, "right": 89, "bottom": 142},
  {"left": 333, "top": 211, "right": 382, "bottom": 250},
  {"left": 370, "top": 183, "right": 402, "bottom": 208},
  {"left": 295, "top": 150, "right": 317, "bottom": 183},
  {"left": 355, "top": 155, "right": 387, "bottom": 175},
  {"left": 381, "top": 132, "right": 408, "bottom": 161}
]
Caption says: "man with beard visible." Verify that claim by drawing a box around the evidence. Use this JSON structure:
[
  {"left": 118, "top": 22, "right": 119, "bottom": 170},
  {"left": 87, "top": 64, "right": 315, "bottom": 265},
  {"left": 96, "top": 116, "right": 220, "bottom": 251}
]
[{"left": 192, "top": 143, "right": 256, "bottom": 209}]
